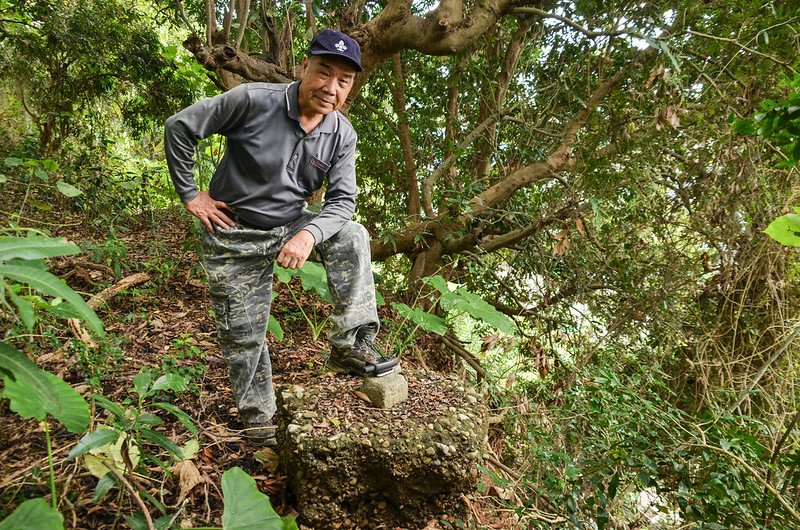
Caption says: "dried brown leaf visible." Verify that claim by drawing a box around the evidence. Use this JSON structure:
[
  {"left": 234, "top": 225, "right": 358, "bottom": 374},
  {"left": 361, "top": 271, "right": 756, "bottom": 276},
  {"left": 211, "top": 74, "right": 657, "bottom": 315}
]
[
  {"left": 576, "top": 218, "right": 586, "bottom": 236},
  {"left": 170, "top": 459, "right": 203, "bottom": 506},
  {"left": 353, "top": 390, "right": 372, "bottom": 404},
  {"left": 553, "top": 231, "right": 570, "bottom": 256},
  {"left": 255, "top": 447, "right": 280, "bottom": 474}
]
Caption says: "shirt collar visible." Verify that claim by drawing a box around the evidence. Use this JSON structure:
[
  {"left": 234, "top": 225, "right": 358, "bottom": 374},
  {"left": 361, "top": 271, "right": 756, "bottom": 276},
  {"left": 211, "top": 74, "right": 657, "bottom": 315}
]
[{"left": 285, "top": 81, "right": 339, "bottom": 134}]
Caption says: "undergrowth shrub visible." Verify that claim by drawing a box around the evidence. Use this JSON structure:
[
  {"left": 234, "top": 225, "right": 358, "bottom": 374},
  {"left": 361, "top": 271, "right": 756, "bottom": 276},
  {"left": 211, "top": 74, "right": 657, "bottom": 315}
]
[{"left": 495, "top": 363, "right": 799, "bottom": 529}]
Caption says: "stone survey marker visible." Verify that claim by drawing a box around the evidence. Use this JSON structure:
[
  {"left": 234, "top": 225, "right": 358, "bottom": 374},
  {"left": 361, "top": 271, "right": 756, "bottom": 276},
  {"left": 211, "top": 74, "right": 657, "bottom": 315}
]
[{"left": 276, "top": 370, "right": 488, "bottom": 529}]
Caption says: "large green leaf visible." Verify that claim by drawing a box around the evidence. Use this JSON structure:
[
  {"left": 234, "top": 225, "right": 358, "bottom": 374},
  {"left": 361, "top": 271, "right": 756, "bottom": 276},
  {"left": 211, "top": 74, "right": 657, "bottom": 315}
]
[
  {"left": 0, "top": 236, "right": 80, "bottom": 262},
  {"left": 421, "top": 275, "right": 515, "bottom": 334},
  {"left": 297, "top": 262, "right": 332, "bottom": 303},
  {"left": 221, "top": 467, "right": 299, "bottom": 530},
  {"left": 151, "top": 401, "right": 199, "bottom": 436},
  {"left": 0, "top": 342, "right": 90, "bottom": 433},
  {"left": 0, "top": 263, "right": 104, "bottom": 336},
  {"left": 150, "top": 373, "right": 189, "bottom": 395},
  {"left": 0, "top": 498, "right": 64, "bottom": 530},
  {"left": 67, "top": 429, "right": 121, "bottom": 460},
  {"left": 391, "top": 302, "right": 449, "bottom": 335},
  {"left": 448, "top": 289, "right": 516, "bottom": 335},
  {"left": 764, "top": 213, "right": 800, "bottom": 246}
]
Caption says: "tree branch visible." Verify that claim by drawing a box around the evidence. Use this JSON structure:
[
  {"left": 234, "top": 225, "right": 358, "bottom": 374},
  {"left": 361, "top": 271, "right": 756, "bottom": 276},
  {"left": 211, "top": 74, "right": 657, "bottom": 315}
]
[
  {"left": 382, "top": 55, "right": 421, "bottom": 219},
  {"left": 441, "top": 334, "right": 487, "bottom": 381},
  {"left": 206, "top": 0, "right": 218, "bottom": 46},
  {"left": 234, "top": 0, "right": 251, "bottom": 48},
  {"left": 175, "top": 0, "right": 199, "bottom": 38},
  {"left": 728, "top": 321, "right": 800, "bottom": 413},
  {"left": 686, "top": 443, "right": 800, "bottom": 525},
  {"left": 183, "top": 34, "right": 292, "bottom": 83},
  {"left": 464, "top": 45, "right": 657, "bottom": 221},
  {"left": 357, "top": 0, "right": 529, "bottom": 74},
  {"left": 510, "top": 7, "right": 632, "bottom": 38},
  {"left": 304, "top": 0, "right": 317, "bottom": 36},
  {"left": 479, "top": 205, "right": 573, "bottom": 252},
  {"left": 222, "top": 0, "right": 234, "bottom": 41},
  {"left": 687, "top": 29, "right": 798, "bottom": 74}
]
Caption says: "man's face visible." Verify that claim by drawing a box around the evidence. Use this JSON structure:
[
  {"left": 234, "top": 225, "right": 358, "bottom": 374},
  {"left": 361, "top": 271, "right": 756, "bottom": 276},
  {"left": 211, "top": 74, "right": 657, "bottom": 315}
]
[{"left": 297, "top": 55, "right": 356, "bottom": 116}]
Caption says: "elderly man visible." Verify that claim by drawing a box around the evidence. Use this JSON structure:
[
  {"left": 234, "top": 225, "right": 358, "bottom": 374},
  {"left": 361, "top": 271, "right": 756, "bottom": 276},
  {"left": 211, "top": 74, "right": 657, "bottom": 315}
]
[{"left": 164, "top": 29, "right": 395, "bottom": 445}]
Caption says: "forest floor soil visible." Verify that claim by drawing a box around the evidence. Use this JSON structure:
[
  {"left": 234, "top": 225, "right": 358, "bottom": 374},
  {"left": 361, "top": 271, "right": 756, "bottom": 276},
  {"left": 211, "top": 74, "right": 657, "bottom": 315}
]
[{"left": 0, "top": 207, "right": 515, "bottom": 529}]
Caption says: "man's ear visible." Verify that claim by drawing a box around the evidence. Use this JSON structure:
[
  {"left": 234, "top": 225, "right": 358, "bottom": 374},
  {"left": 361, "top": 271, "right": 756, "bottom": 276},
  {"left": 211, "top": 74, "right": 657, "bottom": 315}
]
[{"left": 299, "top": 56, "right": 309, "bottom": 75}]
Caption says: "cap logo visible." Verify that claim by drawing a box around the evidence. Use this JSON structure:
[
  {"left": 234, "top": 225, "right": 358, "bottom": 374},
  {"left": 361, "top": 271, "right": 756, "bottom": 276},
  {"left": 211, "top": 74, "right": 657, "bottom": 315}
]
[{"left": 335, "top": 40, "right": 347, "bottom": 52}]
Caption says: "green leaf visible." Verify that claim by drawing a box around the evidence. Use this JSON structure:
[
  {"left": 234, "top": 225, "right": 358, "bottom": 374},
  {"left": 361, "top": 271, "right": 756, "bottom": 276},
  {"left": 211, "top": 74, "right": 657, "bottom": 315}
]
[
  {"left": 297, "top": 262, "right": 332, "bottom": 303},
  {"left": 56, "top": 181, "right": 82, "bottom": 197},
  {"left": 268, "top": 314, "right": 284, "bottom": 340},
  {"left": 0, "top": 342, "right": 89, "bottom": 433},
  {"left": 274, "top": 265, "right": 296, "bottom": 284},
  {"left": 0, "top": 236, "right": 80, "bottom": 262},
  {"left": 138, "top": 428, "right": 184, "bottom": 461},
  {"left": 0, "top": 264, "right": 104, "bottom": 336},
  {"left": 90, "top": 393, "right": 127, "bottom": 421},
  {"left": 133, "top": 372, "right": 152, "bottom": 397},
  {"left": 0, "top": 498, "right": 64, "bottom": 530},
  {"left": 731, "top": 117, "right": 755, "bottom": 135},
  {"left": 93, "top": 472, "right": 117, "bottom": 503},
  {"left": 222, "top": 467, "right": 299, "bottom": 530},
  {"left": 137, "top": 413, "right": 164, "bottom": 426},
  {"left": 180, "top": 438, "right": 200, "bottom": 461},
  {"left": 3, "top": 157, "right": 22, "bottom": 167},
  {"left": 447, "top": 289, "right": 516, "bottom": 335},
  {"left": 8, "top": 290, "right": 35, "bottom": 332},
  {"left": 68, "top": 429, "right": 121, "bottom": 460},
  {"left": 792, "top": 139, "right": 800, "bottom": 164},
  {"left": 422, "top": 274, "right": 451, "bottom": 295},
  {"left": 152, "top": 402, "right": 199, "bottom": 436},
  {"left": 28, "top": 199, "right": 52, "bottom": 212},
  {"left": 391, "top": 303, "right": 448, "bottom": 335},
  {"left": 150, "top": 373, "right": 189, "bottom": 394},
  {"left": 764, "top": 213, "right": 800, "bottom": 246},
  {"left": 46, "top": 299, "right": 84, "bottom": 320},
  {"left": 83, "top": 430, "right": 140, "bottom": 478}
]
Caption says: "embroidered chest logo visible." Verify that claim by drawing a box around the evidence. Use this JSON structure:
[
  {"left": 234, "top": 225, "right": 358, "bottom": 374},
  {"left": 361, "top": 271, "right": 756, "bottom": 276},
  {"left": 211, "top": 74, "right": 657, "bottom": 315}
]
[{"left": 335, "top": 40, "right": 347, "bottom": 52}]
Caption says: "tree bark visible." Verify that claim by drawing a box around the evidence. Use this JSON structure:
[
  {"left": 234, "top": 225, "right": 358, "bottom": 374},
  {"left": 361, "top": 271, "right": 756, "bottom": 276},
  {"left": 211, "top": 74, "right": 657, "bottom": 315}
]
[{"left": 383, "top": 54, "right": 421, "bottom": 219}]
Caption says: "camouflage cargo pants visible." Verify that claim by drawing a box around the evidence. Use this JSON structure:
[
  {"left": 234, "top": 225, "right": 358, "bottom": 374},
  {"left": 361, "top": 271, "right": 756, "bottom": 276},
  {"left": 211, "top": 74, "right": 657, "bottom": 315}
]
[{"left": 201, "top": 210, "right": 379, "bottom": 425}]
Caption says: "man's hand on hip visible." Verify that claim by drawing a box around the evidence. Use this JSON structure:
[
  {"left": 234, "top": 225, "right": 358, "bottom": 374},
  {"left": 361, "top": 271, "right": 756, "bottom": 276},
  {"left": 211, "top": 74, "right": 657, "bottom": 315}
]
[
  {"left": 277, "top": 230, "right": 315, "bottom": 269},
  {"left": 184, "top": 191, "right": 234, "bottom": 232}
]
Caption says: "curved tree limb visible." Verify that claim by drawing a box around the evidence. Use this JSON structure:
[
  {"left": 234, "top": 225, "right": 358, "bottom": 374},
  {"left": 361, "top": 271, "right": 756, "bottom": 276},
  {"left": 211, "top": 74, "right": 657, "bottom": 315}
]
[
  {"left": 465, "top": 44, "right": 658, "bottom": 220},
  {"left": 183, "top": 34, "right": 292, "bottom": 83}
]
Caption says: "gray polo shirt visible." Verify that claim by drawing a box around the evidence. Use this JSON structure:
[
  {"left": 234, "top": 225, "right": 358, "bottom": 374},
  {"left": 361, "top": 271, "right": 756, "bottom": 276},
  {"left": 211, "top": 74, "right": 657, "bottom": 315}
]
[{"left": 164, "top": 82, "right": 357, "bottom": 245}]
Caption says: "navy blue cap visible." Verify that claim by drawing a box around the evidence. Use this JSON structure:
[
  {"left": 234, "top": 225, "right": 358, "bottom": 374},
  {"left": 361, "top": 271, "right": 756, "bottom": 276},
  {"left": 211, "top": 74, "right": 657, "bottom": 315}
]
[{"left": 308, "top": 29, "right": 362, "bottom": 72}]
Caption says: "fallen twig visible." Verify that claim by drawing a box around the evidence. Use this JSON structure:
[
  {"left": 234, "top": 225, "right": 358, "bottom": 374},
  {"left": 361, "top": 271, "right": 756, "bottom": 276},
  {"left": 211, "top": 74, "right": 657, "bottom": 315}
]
[
  {"left": 101, "top": 461, "right": 156, "bottom": 530},
  {"left": 68, "top": 272, "right": 151, "bottom": 347}
]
